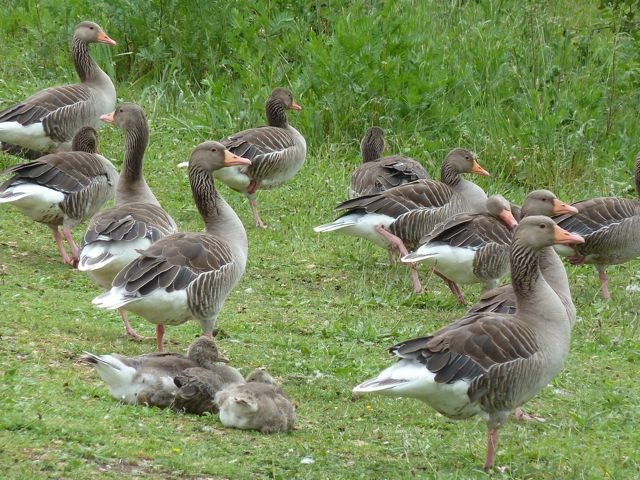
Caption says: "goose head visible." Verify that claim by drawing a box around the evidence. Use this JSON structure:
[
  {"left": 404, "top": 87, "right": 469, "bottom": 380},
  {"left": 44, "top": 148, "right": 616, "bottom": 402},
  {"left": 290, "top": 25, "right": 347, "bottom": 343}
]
[
  {"left": 516, "top": 216, "right": 584, "bottom": 250},
  {"left": 268, "top": 88, "right": 302, "bottom": 111},
  {"left": 444, "top": 148, "right": 490, "bottom": 176},
  {"left": 71, "top": 126, "right": 99, "bottom": 153},
  {"left": 187, "top": 336, "right": 230, "bottom": 367},
  {"left": 486, "top": 195, "right": 518, "bottom": 229},
  {"left": 246, "top": 367, "right": 278, "bottom": 385},
  {"left": 521, "top": 190, "right": 578, "bottom": 217},
  {"left": 100, "top": 103, "right": 146, "bottom": 130},
  {"left": 360, "top": 127, "right": 385, "bottom": 163},
  {"left": 74, "top": 21, "right": 116, "bottom": 46},
  {"left": 189, "top": 141, "right": 252, "bottom": 172}
]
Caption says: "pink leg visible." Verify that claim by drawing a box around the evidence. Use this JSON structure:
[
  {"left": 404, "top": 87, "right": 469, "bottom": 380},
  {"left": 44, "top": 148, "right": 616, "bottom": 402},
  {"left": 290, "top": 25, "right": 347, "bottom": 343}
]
[
  {"left": 62, "top": 227, "right": 79, "bottom": 267},
  {"left": 249, "top": 197, "right": 266, "bottom": 229},
  {"left": 434, "top": 270, "right": 465, "bottom": 304},
  {"left": 247, "top": 179, "right": 258, "bottom": 195},
  {"left": 597, "top": 266, "right": 610, "bottom": 300},
  {"left": 49, "top": 225, "right": 72, "bottom": 265},
  {"left": 513, "top": 407, "right": 545, "bottom": 422},
  {"left": 484, "top": 428, "right": 499, "bottom": 472},
  {"left": 119, "top": 309, "right": 152, "bottom": 341},
  {"left": 386, "top": 247, "right": 397, "bottom": 265},
  {"left": 156, "top": 324, "right": 165, "bottom": 352},
  {"left": 375, "top": 225, "right": 421, "bottom": 293}
]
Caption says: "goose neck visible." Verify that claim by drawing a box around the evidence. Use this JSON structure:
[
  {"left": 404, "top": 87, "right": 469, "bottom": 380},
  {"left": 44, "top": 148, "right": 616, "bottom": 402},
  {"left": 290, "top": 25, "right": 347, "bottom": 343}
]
[
  {"left": 265, "top": 98, "right": 288, "bottom": 128},
  {"left": 120, "top": 124, "right": 149, "bottom": 184},
  {"left": 71, "top": 36, "right": 99, "bottom": 82},
  {"left": 361, "top": 141, "right": 383, "bottom": 163},
  {"left": 440, "top": 161, "right": 461, "bottom": 187},
  {"left": 635, "top": 156, "right": 640, "bottom": 198}
]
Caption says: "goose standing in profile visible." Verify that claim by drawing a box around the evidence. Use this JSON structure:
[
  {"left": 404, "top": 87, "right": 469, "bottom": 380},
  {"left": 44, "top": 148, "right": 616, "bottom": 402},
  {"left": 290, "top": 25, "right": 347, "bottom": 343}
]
[
  {"left": 314, "top": 149, "right": 489, "bottom": 292},
  {"left": 0, "top": 127, "right": 117, "bottom": 265},
  {"left": 78, "top": 104, "right": 177, "bottom": 340},
  {"left": 80, "top": 336, "right": 229, "bottom": 407},
  {"left": 349, "top": 127, "right": 430, "bottom": 198},
  {"left": 353, "top": 217, "right": 584, "bottom": 471},
  {"left": 0, "top": 21, "right": 116, "bottom": 155},
  {"left": 214, "top": 88, "right": 306, "bottom": 228},
  {"left": 553, "top": 155, "right": 640, "bottom": 299},
  {"left": 93, "top": 141, "right": 251, "bottom": 351}
]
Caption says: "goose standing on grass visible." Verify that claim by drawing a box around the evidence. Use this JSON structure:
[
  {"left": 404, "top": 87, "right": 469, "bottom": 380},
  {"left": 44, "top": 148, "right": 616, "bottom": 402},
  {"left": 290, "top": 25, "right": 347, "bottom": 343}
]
[
  {"left": 553, "top": 155, "right": 640, "bottom": 299},
  {"left": 0, "top": 21, "right": 116, "bottom": 155},
  {"left": 78, "top": 104, "right": 177, "bottom": 340},
  {"left": 93, "top": 141, "right": 251, "bottom": 351},
  {"left": 349, "top": 127, "right": 430, "bottom": 198},
  {"left": 353, "top": 217, "right": 584, "bottom": 471},
  {"left": 401, "top": 195, "right": 517, "bottom": 303},
  {"left": 468, "top": 190, "right": 578, "bottom": 317},
  {"left": 314, "top": 149, "right": 489, "bottom": 292},
  {"left": 80, "top": 336, "right": 229, "bottom": 407},
  {"left": 215, "top": 87, "right": 306, "bottom": 228},
  {"left": 0, "top": 127, "right": 117, "bottom": 265}
]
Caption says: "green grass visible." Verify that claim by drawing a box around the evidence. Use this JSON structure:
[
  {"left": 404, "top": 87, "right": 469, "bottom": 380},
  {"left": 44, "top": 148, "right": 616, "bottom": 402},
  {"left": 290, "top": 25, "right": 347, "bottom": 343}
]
[{"left": 2, "top": 1, "right": 640, "bottom": 478}]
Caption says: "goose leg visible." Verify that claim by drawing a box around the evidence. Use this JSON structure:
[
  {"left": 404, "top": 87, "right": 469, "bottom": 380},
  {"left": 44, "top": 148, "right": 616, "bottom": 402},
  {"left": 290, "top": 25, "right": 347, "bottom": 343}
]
[
  {"left": 249, "top": 198, "right": 266, "bottom": 229},
  {"left": 49, "top": 225, "right": 73, "bottom": 265},
  {"left": 374, "top": 225, "right": 422, "bottom": 293},
  {"left": 596, "top": 265, "right": 610, "bottom": 299},
  {"left": 156, "top": 324, "right": 165, "bottom": 352},
  {"left": 386, "top": 246, "right": 397, "bottom": 265},
  {"left": 433, "top": 270, "right": 465, "bottom": 304},
  {"left": 119, "top": 308, "right": 152, "bottom": 341},
  {"left": 61, "top": 227, "right": 79, "bottom": 266},
  {"left": 484, "top": 428, "right": 499, "bottom": 472}
]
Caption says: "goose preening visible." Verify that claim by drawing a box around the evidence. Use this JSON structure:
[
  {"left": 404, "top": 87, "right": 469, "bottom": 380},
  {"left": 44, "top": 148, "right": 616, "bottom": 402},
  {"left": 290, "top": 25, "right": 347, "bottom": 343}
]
[
  {"left": 349, "top": 127, "right": 430, "bottom": 198},
  {"left": 214, "top": 87, "right": 306, "bottom": 228},
  {"left": 353, "top": 216, "right": 584, "bottom": 471},
  {"left": 0, "top": 127, "right": 117, "bottom": 265},
  {"left": 314, "top": 148, "right": 489, "bottom": 292},
  {"left": 402, "top": 195, "right": 517, "bottom": 303},
  {"left": 80, "top": 336, "right": 228, "bottom": 407},
  {"left": 215, "top": 369, "right": 296, "bottom": 433},
  {"left": 468, "top": 190, "right": 579, "bottom": 318},
  {"left": 0, "top": 21, "right": 116, "bottom": 155},
  {"left": 553, "top": 155, "right": 640, "bottom": 299},
  {"left": 78, "top": 104, "right": 177, "bottom": 340},
  {"left": 92, "top": 141, "right": 251, "bottom": 351}
]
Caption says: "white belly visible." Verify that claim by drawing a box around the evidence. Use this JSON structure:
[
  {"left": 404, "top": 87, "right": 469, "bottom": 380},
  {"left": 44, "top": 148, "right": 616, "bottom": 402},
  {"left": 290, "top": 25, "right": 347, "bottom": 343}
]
[
  {"left": 0, "top": 183, "right": 65, "bottom": 224},
  {"left": 313, "top": 212, "right": 395, "bottom": 247}
]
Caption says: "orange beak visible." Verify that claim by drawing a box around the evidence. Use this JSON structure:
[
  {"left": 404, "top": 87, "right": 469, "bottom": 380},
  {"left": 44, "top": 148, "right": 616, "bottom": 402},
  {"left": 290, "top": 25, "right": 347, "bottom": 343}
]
[
  {"left": 553, "top": 225, "right": 584, "bottom": 245},
  {"left": 223, "top": 150, "right": 252, "bottom": 167},
  {"left": 100, "top": 111, "right": 115, "bottom": 124},
  {"left": 290, "top": 101, "right": 302, "bottom": 111},
  {"left": 498, "top": 209, "right": 518, "bottom": 229},
  {"left": 552, "top": 199, "right": 579, "bottom": 215},
  {"left": 471, "top": 159, "right": 490, "bottom": 176},
  {"left": 97, "top": 31, "right": 117, "bottom": 46}
]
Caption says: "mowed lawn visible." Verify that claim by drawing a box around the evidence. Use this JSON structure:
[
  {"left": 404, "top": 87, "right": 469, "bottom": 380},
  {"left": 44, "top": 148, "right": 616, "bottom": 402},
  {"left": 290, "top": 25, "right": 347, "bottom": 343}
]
[{"left": 1, "top": 1, "right": 640, "bottom": 479}]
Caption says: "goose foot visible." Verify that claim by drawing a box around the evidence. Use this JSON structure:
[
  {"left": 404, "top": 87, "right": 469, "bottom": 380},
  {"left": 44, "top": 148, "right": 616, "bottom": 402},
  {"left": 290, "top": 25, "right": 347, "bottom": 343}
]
[
  {"left": 62, "top": 227, "right": 79, "bottom": 267},
  {"left": 597, "top": 266, "right": 610, "bottom": 300},
  {"left": 249, "top": 198, "right": 267, "bottom": 229},
  {"left": 50, "top": 225, "right": 73, "bottom": 265},
  {"left": 374, "top": 225, "right": 422, "bottom": 293},
  {"left": 484, "top": 428, "right": 499, "bottom": 472},
  {"left": 513, "top": 407, "right": 545, "bottom": 423},
  {"left": 119, "top": 309, "right": 153, "bottom": 341}
]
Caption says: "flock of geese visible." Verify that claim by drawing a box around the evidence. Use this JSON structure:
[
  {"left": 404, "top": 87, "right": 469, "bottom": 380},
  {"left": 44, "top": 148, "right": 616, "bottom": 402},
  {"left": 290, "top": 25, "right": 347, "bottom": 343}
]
[{"left": 1, "top": 21, "right": 639, "bottom": 471}]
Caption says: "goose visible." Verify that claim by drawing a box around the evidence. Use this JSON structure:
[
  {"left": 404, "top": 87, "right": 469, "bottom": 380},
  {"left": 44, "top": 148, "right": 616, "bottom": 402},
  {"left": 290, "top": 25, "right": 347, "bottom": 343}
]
[
  {"left": 353, "top": 216, "right": 584, "bottom": 471},
  {"left": 401, "top": 195, "right": 517, "bottom": 303},
  {"left": 468, "top": 190, "right": 579, "bottom": 318},
  {"left": 214, "top": 87, "right": 306, "bottom": 228},
  {"left": 215, "top": 369, "right": 296, "bottom": 433},
  {"left": 0, "top": 21, "right": 116, "bottom": 155},
  {"left": 553, "top": 155, "right": 640, "bottom": 299},
  {"left": 0, "top": 127, "right": 117, "bottom": 265},
  {"left": 92, "top": 141, "right": 251, "bottom": 351},
  {"left": 314, "top": 148, "right": 489, "bottom": 292},
  {"left": 80, "top": 336, "right": 229, "bottom": 407},
  {"left": 78, "top": 104, "right": 177, "bottom": 340},
  {"left": 349, "top": 127, "right": 430, "bottom": 198}
]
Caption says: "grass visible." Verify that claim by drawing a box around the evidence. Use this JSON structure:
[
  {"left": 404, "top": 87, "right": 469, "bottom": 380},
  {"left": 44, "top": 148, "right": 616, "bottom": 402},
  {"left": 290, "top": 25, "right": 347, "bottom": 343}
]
[{"left": 1, "top": 1, "right": 640, "bottom": 478}]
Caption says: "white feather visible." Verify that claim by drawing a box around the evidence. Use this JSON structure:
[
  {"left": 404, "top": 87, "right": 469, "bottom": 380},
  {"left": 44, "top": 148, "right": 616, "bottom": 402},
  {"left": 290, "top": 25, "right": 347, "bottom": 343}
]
[
  {"left": 0, "top": 121, "right": 55, "bottom": 151},
  {"left": 0, "top": 183, "right": 65, "bottom": 222},
  {"left": 403, "top": 244, "right": 478, "bottom": 284},
  {"left": 213, "top": 166, "right": 251, "bottom": 193},
  {"left": 313, "top": 212, "right": 395, "bottom": 247}
]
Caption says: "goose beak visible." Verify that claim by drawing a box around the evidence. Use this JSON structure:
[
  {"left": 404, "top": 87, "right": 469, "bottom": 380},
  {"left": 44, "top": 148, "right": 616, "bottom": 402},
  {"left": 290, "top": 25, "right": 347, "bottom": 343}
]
[
  {"left": 552, "top": 199, "right": 579, "bottom": 214},
  {"left": 97, "top": 31, "right": 117, "bottom": 46},
  {"left": 471, "top": 159, "right": 490, "bottom": 176},
  {"left": 100, "top": 111, "right": 115, "bottom": 124},
  {"left": 217, "top": 353, "right": 230, "bottom": 363},
  {"left": 177, "top": 161, "right": 189, "bottom": 168},
  {"left": 553, "top": 225, "right": 584, "bottom": 245},
  {"left": 223, "top": 150, "right": 252, "bottom": 167},
  {"left": 499, "top": 209, "right": 518, "bottom": 229},
  {"left": 290, "top": 101, "right": 302, "bottom": 111}
]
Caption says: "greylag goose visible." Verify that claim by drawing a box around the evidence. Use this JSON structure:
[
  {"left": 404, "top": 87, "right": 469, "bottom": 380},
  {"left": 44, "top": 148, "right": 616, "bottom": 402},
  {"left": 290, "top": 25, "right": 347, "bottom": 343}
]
[
  {"left": 553, "top": 155, "right": 640, "bottom": 299},
  {"left": 0, "top": 128, "right": 117, "bottom": 265},
  {"left": 215, "top": 87, "right": 306, "bottom": 228},
  {"left": 92, "top": 141, "right": 251, "bottom": 351},
  {"left": 314, "top": 148, "right": 489, "bottom": 292},
  {"left": 353, "top": 216, "right": 584, "bottom": 471},
  {"left": 468, "top": 190, "right": 578, "bottom": 318},
  {"left": 71, "top": 126, "right": 100, "bottom": 153},
  {"left": 349, "top": 127, "right": 430, "bottom": 198},
  {"left": 78, "top": 104, "right": 177, "bottom": 340},
  {"left": 80, "top": 336, "right": 228, "bottom": 407},
  {"left": 215, "top": 369, "right": 295, "bottom": 433},
  {"left": 402, "top": 195, "right": 517, "bottom": 303},
  {"left": 0, "top": 22, "right": 116, "bottom": 155}
]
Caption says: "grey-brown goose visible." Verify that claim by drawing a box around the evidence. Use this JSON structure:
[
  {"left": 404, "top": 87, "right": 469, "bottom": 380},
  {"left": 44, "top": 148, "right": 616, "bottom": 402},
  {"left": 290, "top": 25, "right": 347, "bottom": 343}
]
[
  {"left": 353, "top": 216, "right": 584, "bottom": 471},
  {"left": 553, "top": 155, "right": 640, "bottom": 299},
  {"left": 80, "top": 336, "right": 229, "bottom": 407},
  {"left": 468, "top": 190, "right": 578, "bottom": 318},
  {"left": 215, "top": 369, "right": 296, "bottom": 433},
  {"left": 78, "top": 104, "right": 177, "bottom": 340},
  {"left": 93, "top": 141, "right": 251, "bottom": 351},
  {"left": 214, "top": 87, "right": 306, "bottom": 228},
  {"left": 0, "top": 21, "right": 116, "bottom": 155},
  {"left": 349, "top": 127, "right": 430, "bottom": 198},
  {"left": 0, "top": 127, "right": 117, "bottom": 265},
  {"left": 402, "top": 195, "right": 518, "bottom": 303},
  {"left": 314, "top": 148, "right": 489, "bottom": 292}
]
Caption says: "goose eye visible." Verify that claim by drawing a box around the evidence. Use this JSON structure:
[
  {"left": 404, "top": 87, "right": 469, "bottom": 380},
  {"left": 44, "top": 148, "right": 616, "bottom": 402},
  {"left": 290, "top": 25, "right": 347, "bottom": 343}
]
[
  {"left": 89, "top": 26, "right": 94, "bottom": 30},
  {"left": 539, "top": 224, "right": 546, "bottom": 229},
  {"left": 211, "top": 148, "right": 217, "bottom": 152}
]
